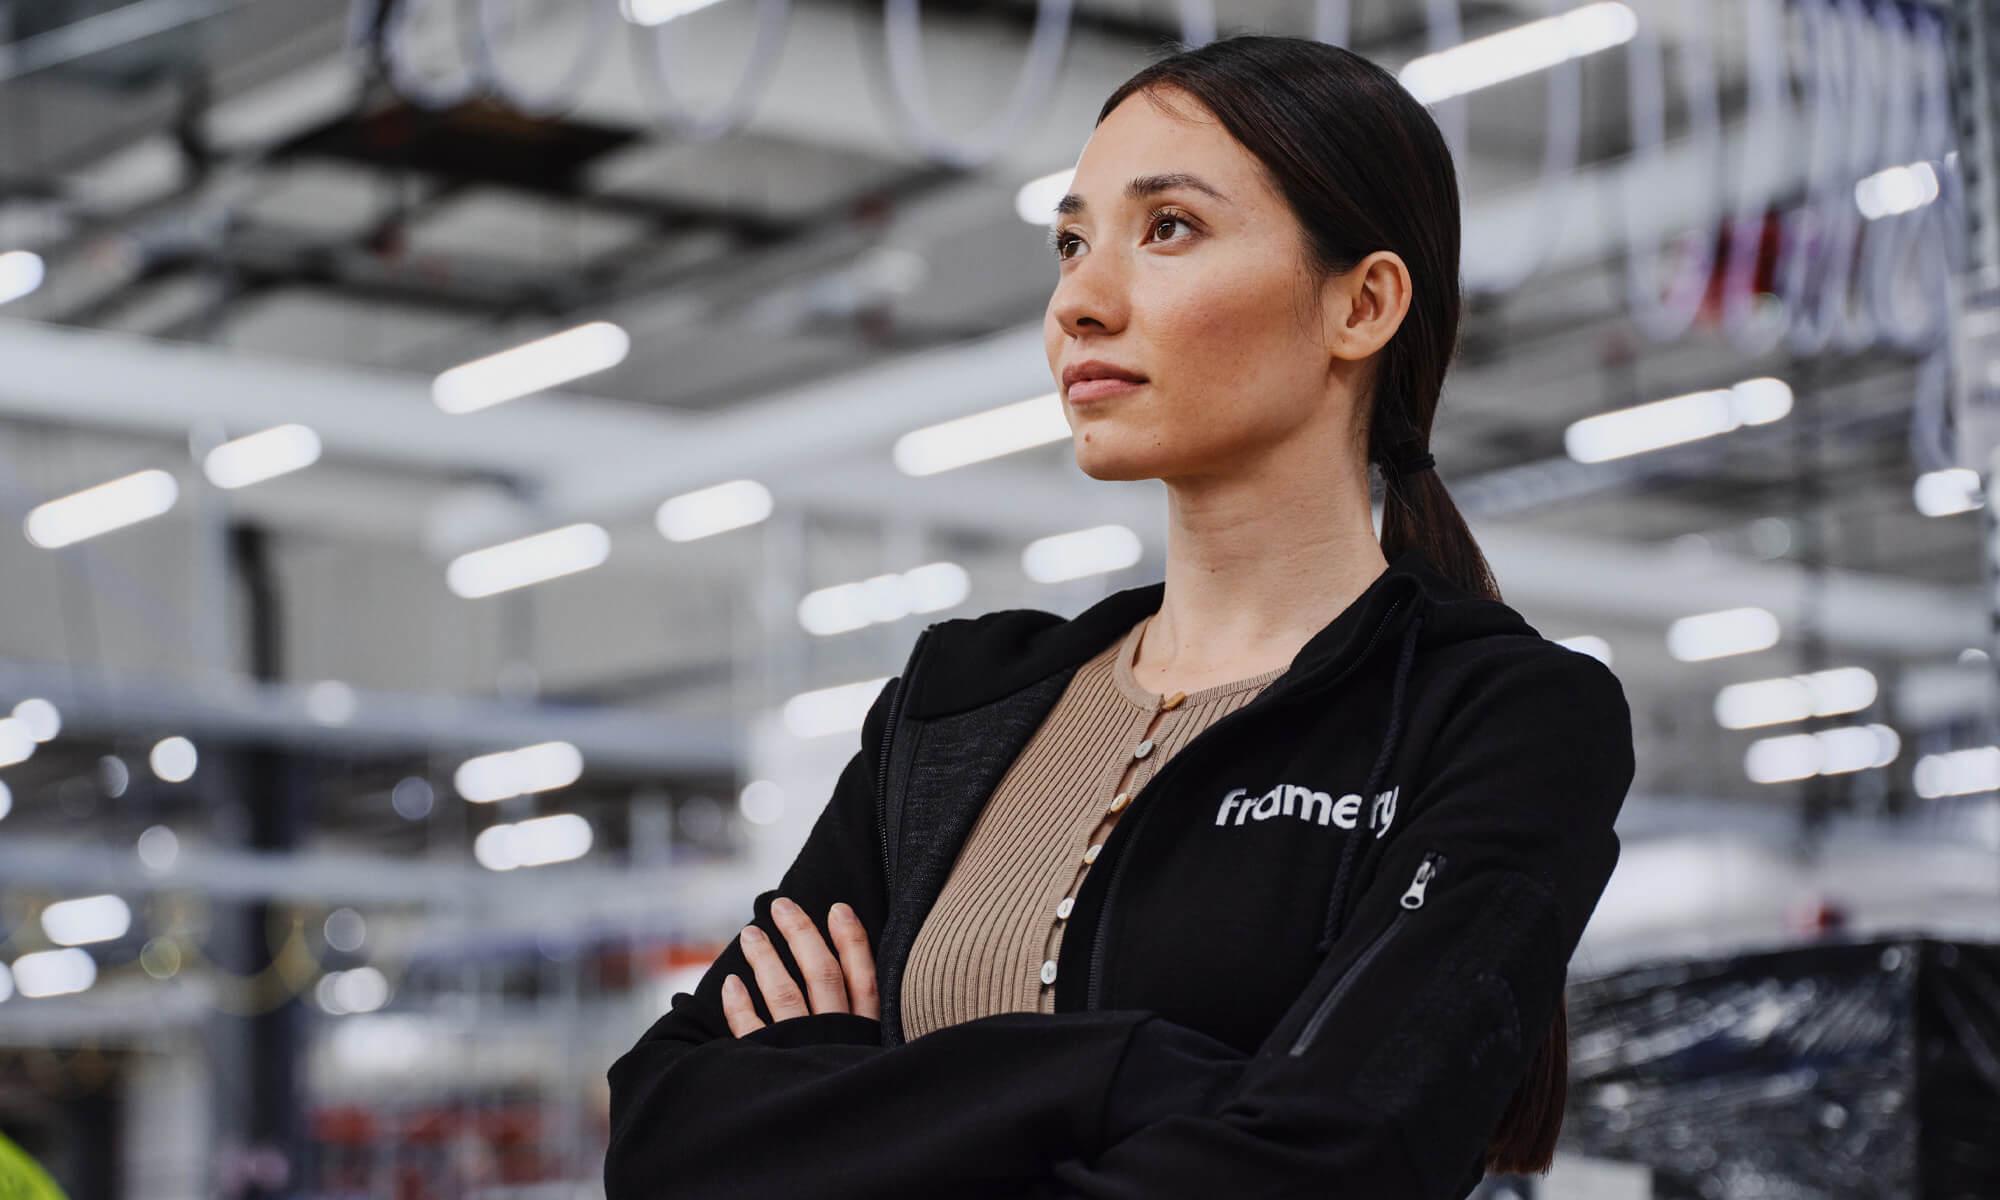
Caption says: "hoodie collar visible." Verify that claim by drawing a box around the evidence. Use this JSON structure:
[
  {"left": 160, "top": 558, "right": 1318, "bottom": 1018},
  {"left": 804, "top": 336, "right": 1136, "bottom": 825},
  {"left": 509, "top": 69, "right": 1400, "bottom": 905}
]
[{"left": 904, "top": 544, "right": 1526, "bottom": 721}]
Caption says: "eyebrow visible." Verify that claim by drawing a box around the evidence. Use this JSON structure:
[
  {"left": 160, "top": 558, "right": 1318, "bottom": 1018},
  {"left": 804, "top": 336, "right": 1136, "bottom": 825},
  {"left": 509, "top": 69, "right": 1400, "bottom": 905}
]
[{"left": 1051, "top": 172, "right": 1230, "bottom": 222}]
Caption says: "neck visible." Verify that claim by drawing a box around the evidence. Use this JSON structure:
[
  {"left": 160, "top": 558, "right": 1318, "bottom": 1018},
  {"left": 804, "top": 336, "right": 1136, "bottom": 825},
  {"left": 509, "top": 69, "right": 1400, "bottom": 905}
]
[{"left": 1142, "top": 441, "right": 1387, "bottom": 681}]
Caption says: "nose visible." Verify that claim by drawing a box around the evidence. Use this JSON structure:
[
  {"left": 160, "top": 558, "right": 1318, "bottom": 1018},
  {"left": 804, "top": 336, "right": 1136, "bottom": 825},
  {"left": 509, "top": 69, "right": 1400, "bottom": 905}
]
[{"left": 1047, "top": 247, "right": 1129, "bottom": 338}]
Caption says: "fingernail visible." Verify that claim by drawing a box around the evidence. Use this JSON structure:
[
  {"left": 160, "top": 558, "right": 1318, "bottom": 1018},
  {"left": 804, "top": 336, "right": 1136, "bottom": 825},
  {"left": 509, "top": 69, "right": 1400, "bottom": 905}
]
[
  {"left": 773, "top": 897, "right": 798, "bottom": 918},
  {"left": 831, "top": 902, "right": 852, "bottom": 924},
  {"left": 741, "top": 925, "right": 764, "bottom": 943},
  {"left": 723, "top": 974, "right": 740, "bottom": 992}
]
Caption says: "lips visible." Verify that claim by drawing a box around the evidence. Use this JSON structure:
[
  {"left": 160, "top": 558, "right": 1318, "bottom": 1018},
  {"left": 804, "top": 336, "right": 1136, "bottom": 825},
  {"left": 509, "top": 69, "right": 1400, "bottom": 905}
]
[
  {"left": 1062, "top": 360, "right": 1148, "bottom": 404},
  {"left": 1066, "top": 377, "right": 1147, "bottom": 403}
]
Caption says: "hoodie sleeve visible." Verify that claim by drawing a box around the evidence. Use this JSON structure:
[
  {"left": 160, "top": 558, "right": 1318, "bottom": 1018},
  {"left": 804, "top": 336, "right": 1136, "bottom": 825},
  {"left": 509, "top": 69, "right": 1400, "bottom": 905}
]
[
  {"left": 1028, "top": 647, "right": 1638, "bottom": 1200},
  {"left": 603, "top": 675, "right": 1241, "bottom": 1200}
]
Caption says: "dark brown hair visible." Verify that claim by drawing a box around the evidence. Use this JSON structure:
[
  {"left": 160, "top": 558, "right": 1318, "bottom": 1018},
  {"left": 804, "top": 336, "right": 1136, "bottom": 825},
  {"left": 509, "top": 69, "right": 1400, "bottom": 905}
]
[{"left": 1096, "top": 34, "right": 1561, "bottom": 1176}]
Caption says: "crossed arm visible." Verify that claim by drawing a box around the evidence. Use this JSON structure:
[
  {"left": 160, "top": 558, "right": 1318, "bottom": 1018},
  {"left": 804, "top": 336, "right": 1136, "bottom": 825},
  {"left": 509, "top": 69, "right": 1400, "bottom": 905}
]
[{"left": 605, "top": 650, "right": 1635, "bottom": 1200}]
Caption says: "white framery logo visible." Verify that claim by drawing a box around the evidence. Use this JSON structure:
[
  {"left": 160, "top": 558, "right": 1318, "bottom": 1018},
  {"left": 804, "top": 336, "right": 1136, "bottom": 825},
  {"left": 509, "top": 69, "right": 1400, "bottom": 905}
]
[{"left": 1215, "top": 783, "right": 1399, "bottom": 838}]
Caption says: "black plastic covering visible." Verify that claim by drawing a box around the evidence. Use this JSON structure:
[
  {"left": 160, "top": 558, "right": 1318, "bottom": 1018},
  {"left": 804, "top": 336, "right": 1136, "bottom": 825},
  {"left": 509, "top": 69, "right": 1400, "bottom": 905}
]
[{"left": 1553, "top": 937, "right": 2000, "bottom": 1199}]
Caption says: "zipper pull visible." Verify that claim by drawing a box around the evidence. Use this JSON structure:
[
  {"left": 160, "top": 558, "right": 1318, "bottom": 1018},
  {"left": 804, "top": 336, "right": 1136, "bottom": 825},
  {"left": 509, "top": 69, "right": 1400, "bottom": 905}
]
[{"left": 1399, "top": 852, "right": 1443, "bottom": 910}]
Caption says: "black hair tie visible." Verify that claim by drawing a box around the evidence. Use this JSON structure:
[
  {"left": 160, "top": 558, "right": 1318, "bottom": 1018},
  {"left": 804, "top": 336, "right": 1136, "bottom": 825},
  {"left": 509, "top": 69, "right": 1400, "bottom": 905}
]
[{"left": 1383, "top": 443, "right": 1436, "bottom": 478}]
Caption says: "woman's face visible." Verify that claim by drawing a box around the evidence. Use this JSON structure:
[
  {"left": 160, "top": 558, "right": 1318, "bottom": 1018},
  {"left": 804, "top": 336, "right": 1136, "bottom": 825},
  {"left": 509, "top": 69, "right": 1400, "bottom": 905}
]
[{"left": 1043, "top": 87, "right": 1364, "bottom": 484}]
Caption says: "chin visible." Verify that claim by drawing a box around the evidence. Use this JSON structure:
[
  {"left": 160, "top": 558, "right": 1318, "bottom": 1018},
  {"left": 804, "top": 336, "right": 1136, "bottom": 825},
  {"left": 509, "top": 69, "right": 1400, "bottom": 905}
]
[{"left": 1071, "top": 439, "right": 1166, "bottom": 483}]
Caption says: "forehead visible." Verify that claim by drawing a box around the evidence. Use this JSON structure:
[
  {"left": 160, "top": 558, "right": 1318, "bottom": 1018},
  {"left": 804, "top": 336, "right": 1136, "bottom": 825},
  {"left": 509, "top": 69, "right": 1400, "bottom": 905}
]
[{"left": 1070, "top": 88, "right": 1263, "bottom": 202}]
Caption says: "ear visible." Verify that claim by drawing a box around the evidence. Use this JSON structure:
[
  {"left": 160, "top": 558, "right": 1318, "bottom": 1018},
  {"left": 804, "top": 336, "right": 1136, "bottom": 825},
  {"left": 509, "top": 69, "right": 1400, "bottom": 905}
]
[{"left": 1320, "top": 250, "right": 1413, "bottom": 364}]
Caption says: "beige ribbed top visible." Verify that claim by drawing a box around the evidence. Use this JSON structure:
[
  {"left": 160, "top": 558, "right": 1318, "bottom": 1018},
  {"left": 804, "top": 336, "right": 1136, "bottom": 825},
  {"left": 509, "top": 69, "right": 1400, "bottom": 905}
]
[{"left": 899, "top": 610, "right": 1287, "bottom": 1040}]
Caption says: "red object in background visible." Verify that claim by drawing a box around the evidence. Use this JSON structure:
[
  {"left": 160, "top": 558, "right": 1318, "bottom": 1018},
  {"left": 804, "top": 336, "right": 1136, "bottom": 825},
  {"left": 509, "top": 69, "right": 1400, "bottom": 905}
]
[
  {"left": 1788, "top": 896, "right": 1850, "bottom": 935},
  {"left": 1695, "top": 208, "right": 1785, "bottom": 327}
]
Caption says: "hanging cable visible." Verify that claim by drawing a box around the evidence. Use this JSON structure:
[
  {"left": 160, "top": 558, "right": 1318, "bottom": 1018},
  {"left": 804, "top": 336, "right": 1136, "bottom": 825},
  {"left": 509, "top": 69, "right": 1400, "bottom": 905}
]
[
  {"left": 1622, "top": 0, "right": 1723, "bottom": 344},
  {"left": 1719, "top": 0, "right": 1796, "bottom": 357},
  {"left": 628, "top": 0, "right": 793, "bottom": 141},
  {"left": 1903, "top": 13, "right": 1969, "bottom": 476},
  {"left": 1464, "top": 0, "right": 1583, "bottom": 296},
  {"left": 469, "top": 0, "right": 619, "bottom": 119},
  {"left": 1826, "top": 0, "right": 1884, "bottom": 354},
  {"left": 879, "top": 0, "right": 1075, "bottom": 169},
  {"left": 1781, "top": 0, "right": 1851, "bottom": 356},
  {"left": 369, "top": 0, "right": 483, "bottom": 110},
  {"left": 1873, "top": 7, "right": 1959, "bottom": 355}
]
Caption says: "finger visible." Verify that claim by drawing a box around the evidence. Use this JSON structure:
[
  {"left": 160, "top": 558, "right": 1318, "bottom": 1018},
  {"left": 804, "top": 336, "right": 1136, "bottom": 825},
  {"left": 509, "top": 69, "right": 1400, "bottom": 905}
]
[
  {"left": 721, "top": 973, "right": 765, "bottom": 1038},
  {"left": 771, "top": 896, "right": 850, "bottom": 1016},
  {"left": 827, "top": 902, "right": 879, "bottom": 1021},
  {"left": 740, "top": 923, "right": 810, "bottom": 1023}
]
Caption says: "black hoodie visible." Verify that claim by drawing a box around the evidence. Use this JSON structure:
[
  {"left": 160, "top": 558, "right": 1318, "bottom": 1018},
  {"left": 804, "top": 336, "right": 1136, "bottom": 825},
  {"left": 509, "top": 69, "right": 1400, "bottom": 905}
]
[{"left": 605, "top": 546, "right": 1637, "bottom": 1199}]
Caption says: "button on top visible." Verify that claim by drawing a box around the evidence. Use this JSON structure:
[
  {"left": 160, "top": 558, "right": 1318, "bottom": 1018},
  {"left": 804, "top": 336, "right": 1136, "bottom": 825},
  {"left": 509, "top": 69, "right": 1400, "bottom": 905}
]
[
  {"left": 1082, "top": 843, "right": 1102, "bottom": 864},
  {"left": 1162, "top": 690, "right": 1187, "bottom": 711},
  {"left": 1040, "top": 959, "right": 1058, "bottom": 985},
  {"left": 1108, "top": 791, "right": 1131, "bottom": 813},
  {"left": 1056, "top": 896, "right": 1075, "bottom": 920},
  {"left": 1133, "top": 738, "right": 1156, "bottom": 759}
]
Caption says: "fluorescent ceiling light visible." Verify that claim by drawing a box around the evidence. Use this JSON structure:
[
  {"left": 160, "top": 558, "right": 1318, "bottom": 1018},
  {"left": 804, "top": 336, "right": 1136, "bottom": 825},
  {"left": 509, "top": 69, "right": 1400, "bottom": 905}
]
[
  {"left": 656, "top": 479, "right": 772, "bottom": 542},
  {"left": 1016, "top": 169, "right": 1074, "bottom": 226},
  {"left": 317, "top": 966, "right": 390, "bottom": 1015},
  {"left": 11, "top": 948, "right": 96, "bottom": 999},
  {"left": 620, "top": 0, "right": 727, "bottom": 25},
  {"left": 1023, "top": 524, "right": 1142, "bottom": 584},
  {"left": 894, "top": 394, "right": 1069, "bottom": 476},
  {"left": 1565, "top": 377, "right": 1792, "bottom": 464},
  {"left": 1399, "top": 1, "right": 1637, "bottom": 105},
  {"left": 24, "top": 469, "right": 179, "bottom": 549},
  {"left": 0, "top": 718, "right": 33, "bottom": 768},
  {"left": 1856, "top": 161, "right": 1940, "bottom": 221},
  {"left": 1913, "top": 467, "right": 1983, "bottom": 517},
  {"left": 0, "top": 250, "right": 45, "bottom": 305},
  {"left": 1666, "top": 606, "right": 1780, "bottom": 662},
  {"left": 432, "top": 321, "right": 631, "bottom": 414},
  {"left": 11, "top": 698, "right": 60, "bottom": 742},
  {"left": 739, "top": 779, "right": 786, "bottom": 826},
  {"left": 783, "top": 676, "right": 891, "bottom": 739},
  {"left": 40, "top": 894, "right": 132, "bottom": 947},
  {"left": 454, "top": 740, "right": 584, "bottom": 804},
  {"left": 150, "top": 735, "right": 198, "bottom": 783},
  {"left": 137, "top": 825, "right": 179, "bottom": 872},
  {"left": 1745, "top": 723, "right": 1899, "bottom": 784},
  {"left": 447, "top": 523, "right": 610, "bottom": 598},
  {"left": 1914, "top": 746, "right": 2000, "bottom": 799},
  {"left": 474, "top": 812, "right": 593, "bottom": 871},
  {"left": 203, "top": 424, "right": 323, "bottom": 490},
  {"left": 798, "top": 561, "right": 971, "bottom": 636},
  {"left": 306, "top": 680, "right": 358, "bottom": 725},
  {"left": 1715, "top": 666, "right": 1878, "bottom": 729}
]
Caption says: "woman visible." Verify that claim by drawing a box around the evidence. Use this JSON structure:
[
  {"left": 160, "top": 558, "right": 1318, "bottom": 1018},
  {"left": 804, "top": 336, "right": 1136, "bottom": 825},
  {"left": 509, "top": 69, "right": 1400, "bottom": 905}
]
[{"left": 606, "top": 34, "right": 1634, "bottom": 1200}]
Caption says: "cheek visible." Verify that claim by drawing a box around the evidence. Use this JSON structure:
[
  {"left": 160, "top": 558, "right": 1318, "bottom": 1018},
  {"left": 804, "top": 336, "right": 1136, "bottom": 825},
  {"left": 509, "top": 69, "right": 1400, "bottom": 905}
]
[{"left": 1143, "top": 272, "right": 1312, "bottom": 423}]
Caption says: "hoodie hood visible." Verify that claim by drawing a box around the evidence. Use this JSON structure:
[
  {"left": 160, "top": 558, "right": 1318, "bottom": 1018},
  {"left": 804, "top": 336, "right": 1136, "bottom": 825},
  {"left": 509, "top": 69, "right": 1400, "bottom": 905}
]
[{"left": 904, "top": 544, "right": 1548, "bottom": 952}]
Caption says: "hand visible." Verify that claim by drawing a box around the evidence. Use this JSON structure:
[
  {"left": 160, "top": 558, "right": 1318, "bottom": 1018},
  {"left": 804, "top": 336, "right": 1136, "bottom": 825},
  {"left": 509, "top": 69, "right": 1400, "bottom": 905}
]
[{"left": 722, "top": 896, "right": 878, "bottom": 1037}]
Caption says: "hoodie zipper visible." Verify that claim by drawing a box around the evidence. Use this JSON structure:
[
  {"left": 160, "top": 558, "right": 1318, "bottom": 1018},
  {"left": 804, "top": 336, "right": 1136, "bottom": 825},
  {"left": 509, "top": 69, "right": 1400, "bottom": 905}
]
[
  {"left": 875, "top": 624, "right": 935, "bottom": 895},
  {"left": 1287, "top": 850, "right": 1446, "bottom": 1056},
  {"left": 1084, "top": 589, "right": 1414, "bottom": 1012}
]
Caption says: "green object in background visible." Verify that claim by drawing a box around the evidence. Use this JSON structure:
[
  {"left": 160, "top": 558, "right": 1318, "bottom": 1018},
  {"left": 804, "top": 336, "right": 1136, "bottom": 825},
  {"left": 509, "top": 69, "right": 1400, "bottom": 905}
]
[{"left": 0, "top": 1131, "right": 67, "bottom": 1200}]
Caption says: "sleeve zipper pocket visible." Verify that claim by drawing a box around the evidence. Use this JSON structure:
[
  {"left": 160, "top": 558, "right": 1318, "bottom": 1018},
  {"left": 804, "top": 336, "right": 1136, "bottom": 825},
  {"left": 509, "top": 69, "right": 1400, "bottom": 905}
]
[{"left": 1288, "top": 850, "right": 1447, "bottom": 1057}]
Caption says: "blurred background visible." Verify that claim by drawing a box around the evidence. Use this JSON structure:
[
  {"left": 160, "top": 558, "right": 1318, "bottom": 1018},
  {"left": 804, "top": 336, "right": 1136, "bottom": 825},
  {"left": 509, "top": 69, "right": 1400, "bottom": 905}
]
[{"left": 1, "top": 0, "right": 1997, "bottom": 1197}]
